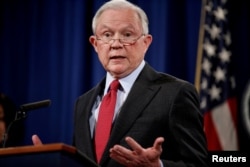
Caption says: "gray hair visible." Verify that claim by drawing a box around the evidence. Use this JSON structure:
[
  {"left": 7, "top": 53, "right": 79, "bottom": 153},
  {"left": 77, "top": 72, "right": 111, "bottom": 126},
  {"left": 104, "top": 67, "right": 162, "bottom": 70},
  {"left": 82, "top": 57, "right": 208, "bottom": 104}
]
[{"left": 91, "top": 0, "right": 149, "bottom": 34}]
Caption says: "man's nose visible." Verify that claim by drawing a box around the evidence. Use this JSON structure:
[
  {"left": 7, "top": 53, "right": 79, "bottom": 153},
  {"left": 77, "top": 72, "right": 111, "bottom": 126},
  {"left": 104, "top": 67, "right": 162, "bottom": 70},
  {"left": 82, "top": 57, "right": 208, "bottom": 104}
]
[{"left": 110, "top": 38, "right": 123, "bottom": 46}]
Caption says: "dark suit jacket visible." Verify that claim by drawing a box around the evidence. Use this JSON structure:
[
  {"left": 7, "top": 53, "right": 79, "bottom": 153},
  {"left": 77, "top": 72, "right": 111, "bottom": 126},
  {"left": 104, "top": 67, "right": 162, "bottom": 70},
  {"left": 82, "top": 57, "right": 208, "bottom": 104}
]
[{"left": 73, "top": 63, "right": 208, "bottom": 167}]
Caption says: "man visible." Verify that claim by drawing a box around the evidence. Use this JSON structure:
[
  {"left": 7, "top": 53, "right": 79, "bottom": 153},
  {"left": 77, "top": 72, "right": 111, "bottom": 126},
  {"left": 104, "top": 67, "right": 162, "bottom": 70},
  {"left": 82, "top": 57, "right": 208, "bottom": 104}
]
[{"left": 33, "top": 0, "right": 208, "bottom": 166}]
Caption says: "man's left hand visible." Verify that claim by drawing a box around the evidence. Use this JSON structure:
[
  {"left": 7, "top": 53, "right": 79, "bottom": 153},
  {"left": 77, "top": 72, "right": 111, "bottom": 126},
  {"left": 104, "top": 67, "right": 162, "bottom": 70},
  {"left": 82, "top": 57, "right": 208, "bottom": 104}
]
[{"left": 110, "top": 136, "right": 164, "bottom": 167}]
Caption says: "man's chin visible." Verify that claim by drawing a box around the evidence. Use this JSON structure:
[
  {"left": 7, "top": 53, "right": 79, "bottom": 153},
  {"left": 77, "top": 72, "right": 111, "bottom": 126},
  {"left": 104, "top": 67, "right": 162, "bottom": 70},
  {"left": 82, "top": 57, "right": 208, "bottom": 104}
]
[{"left": 108, "top": 68, "right": 132, "bottom": 78}]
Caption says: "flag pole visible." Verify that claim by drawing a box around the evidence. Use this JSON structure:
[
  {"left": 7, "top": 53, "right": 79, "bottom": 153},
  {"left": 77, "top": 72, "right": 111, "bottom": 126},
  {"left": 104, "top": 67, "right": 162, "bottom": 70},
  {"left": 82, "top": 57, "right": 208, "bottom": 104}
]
[{"left": 195, "top": 0, "right": 207, "bottom": 93}]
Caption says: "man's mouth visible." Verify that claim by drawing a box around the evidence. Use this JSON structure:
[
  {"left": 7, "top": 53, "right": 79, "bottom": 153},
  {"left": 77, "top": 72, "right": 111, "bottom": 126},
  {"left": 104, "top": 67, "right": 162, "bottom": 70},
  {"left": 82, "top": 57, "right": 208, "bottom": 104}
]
[{"left": 110, "top": 55, "right": 125, "bottom": 59}]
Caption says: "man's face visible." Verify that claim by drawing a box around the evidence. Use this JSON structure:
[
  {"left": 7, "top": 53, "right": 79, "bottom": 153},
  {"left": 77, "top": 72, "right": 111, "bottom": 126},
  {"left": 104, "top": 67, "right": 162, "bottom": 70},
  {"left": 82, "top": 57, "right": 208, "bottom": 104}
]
[{"left": 89, "top": 8, "right": 152, "bottom": 78}]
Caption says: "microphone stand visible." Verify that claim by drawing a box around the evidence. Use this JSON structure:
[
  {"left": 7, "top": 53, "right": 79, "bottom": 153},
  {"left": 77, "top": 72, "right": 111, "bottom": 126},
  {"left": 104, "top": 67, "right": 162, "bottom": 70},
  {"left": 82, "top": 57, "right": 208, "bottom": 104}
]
[{"left": 1, "top": 109, "right": 27, "bottom": 148}]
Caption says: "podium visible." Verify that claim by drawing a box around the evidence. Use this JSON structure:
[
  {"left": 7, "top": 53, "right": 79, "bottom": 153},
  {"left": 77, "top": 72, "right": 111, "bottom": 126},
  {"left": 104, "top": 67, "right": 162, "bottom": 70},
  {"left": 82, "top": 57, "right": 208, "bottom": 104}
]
[{"left": 0, "top": 143, "right": 99, "bottom": 167}]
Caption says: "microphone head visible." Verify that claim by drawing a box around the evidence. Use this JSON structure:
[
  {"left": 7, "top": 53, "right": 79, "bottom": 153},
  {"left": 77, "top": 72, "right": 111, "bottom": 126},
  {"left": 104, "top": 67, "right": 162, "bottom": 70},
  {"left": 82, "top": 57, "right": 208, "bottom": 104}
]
[{"left": 19, "top": 99, "right": 51, "bottom": 112}]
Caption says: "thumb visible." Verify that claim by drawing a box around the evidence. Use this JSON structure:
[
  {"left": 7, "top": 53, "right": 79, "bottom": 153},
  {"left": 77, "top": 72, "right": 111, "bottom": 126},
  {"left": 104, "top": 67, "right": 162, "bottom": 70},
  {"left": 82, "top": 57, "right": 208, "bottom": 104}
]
[
  {"left": 153, "top": 137, "right": 164, "bottom": 150},
  {"left": 32, "top": 134, "right": 43, "bottom": 145}
]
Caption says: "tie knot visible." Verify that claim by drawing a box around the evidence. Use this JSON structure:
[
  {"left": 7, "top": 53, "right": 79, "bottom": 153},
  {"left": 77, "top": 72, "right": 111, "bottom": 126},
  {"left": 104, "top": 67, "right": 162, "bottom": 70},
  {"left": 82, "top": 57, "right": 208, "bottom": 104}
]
[{"left": 110, "top": 80, "right": 120, "bottom": 91}]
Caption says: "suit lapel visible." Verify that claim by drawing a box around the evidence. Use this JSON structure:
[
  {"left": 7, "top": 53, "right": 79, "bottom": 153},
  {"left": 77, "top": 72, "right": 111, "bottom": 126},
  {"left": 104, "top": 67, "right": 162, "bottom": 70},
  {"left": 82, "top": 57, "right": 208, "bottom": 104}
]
[
  {"left": 111, "top": 80, "right": 161, "bottom": 141},
  {"left": 77, "top": 79, "right": 105, "bottom": 159}
]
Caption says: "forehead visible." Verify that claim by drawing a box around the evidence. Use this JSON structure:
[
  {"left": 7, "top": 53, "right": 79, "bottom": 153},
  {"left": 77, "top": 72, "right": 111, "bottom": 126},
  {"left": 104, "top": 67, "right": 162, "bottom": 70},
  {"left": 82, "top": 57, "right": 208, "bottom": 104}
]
[{"left": 96, "top": 8, "right": 141, "bottom": 31}]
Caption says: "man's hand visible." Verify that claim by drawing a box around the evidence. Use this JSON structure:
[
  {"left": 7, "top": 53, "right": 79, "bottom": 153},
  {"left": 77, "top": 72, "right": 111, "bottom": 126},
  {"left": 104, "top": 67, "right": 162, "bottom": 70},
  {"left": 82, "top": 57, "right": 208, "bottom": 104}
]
[
  {"left": 110, "top": 137, "right": 164, "bottom": 167},
  {"left": 32, "top": 134, "right": 43, "bottom": 145}
]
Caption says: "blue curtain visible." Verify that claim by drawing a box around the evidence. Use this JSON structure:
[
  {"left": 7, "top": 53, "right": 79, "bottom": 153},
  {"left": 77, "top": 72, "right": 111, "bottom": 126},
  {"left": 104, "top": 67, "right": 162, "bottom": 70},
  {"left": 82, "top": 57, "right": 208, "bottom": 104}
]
[{"left": 1, "top": 0, "right": 249, "bottom": 151}]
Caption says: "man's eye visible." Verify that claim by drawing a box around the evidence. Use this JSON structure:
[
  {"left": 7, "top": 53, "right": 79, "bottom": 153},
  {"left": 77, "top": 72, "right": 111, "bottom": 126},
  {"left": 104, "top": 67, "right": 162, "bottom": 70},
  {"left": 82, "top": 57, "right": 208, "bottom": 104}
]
[
  {"left": 103, "top": 33, "right": 112, "bottom": 38},
  {"left": 124, "top": 33, "right": 131, "bottom": 37}
]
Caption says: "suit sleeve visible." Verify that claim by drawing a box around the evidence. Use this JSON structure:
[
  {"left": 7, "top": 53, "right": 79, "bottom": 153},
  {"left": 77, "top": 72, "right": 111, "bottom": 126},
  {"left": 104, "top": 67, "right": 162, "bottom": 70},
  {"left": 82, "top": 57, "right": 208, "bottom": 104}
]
[{"left": 162, "top": 82, "right": 208, "bottom": 167}]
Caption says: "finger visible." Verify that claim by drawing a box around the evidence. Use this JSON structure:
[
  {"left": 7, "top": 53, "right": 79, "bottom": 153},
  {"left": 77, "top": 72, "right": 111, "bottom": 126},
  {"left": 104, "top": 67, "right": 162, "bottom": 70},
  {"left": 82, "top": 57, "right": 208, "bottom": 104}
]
[
  {"left": 110, "top": 149, "right": 127, "bottom": 161},
  {"left": 110, "top": 146, "right": 123, "bottom": 157},
  {"left": 110, "top": 147, "right": 132, "bottom": 166},
  {"left": 111, "top": 144, "right": 133, "bottom": 156},
  {"left": 125, "top": 136, "right": 143, "bottom": 153},
  {"left": 32, "top": 134, "right": 43, "bottom": 145},
  {"left": 153, "top": 137, "right": 164, "bottom": 150}
]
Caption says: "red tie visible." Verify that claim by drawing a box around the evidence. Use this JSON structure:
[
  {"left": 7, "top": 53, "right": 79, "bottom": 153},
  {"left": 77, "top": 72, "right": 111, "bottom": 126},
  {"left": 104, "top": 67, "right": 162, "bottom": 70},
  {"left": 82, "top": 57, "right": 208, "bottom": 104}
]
[{"left": 95, "top": 80, "right": 120, "bottom": 163}]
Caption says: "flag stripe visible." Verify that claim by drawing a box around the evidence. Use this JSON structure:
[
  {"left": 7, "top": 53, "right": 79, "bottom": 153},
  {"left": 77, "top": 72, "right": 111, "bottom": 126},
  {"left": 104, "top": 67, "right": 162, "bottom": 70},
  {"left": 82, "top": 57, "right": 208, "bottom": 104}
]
[
  {"left": 227, "top": 97, "right": 237, "bottom": 125},
  {"left": 204, "top": 112, "right": 222, "bottom": 150},
  {"left": 211, "top": 99, "right": 238, "bottom": 150}
]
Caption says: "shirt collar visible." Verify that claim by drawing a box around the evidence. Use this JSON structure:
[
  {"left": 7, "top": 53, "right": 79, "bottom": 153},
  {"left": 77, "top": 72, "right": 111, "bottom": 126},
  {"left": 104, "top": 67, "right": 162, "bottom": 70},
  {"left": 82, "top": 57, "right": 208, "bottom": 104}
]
[{"left": 104, "top": 60, "right": 145, "bottom": 94}]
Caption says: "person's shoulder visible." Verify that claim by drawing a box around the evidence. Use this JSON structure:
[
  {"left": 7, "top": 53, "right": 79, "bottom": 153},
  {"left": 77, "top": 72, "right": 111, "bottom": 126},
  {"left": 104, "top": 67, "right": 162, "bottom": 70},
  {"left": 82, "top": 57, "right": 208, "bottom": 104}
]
[
  {"left": 77, "top": 77, "right": 106, "bottom": 100},
  {"left": 143, "top": 63, "right": 196, "bottom": 88},
  {"left": 158, "top": 72, "right": 195, "bottom": 88},
  {"left": 158, "top": 72, "right": 189, "bottom": 84},
  {"left": 155, "top": 73, "right": 199, "bottom": 100}
]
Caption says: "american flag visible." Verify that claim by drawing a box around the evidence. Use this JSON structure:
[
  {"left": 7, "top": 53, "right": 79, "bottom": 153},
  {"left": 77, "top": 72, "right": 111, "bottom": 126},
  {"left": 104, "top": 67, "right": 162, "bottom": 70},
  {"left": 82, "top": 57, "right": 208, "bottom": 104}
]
[{"left": 198, "top": 0, "right": 238, "bottom": 150}]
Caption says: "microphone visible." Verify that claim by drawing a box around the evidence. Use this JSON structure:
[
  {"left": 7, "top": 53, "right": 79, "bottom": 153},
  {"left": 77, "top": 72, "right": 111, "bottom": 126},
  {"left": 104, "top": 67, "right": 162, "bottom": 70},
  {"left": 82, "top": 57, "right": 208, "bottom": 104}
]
[{"left": 19, "top": 99, "right": 51, "bottom": 112}]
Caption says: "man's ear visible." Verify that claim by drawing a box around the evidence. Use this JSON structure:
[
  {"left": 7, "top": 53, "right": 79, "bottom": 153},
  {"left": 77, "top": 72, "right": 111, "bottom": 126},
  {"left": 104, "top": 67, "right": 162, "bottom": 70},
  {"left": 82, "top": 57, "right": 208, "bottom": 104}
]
[
  {"left": 89, "top": 35, "right": 98, "bottom": 52},
  {"left": 143, "top": 34, "right": 153, "bottom": 53}
]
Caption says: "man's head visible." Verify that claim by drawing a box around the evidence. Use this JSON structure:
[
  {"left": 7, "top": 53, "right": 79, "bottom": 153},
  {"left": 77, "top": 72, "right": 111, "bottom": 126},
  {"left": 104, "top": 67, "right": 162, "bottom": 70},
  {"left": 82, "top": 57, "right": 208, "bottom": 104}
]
[{"left": 89, "top": 0, "right": 152, "bottom": 79}]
